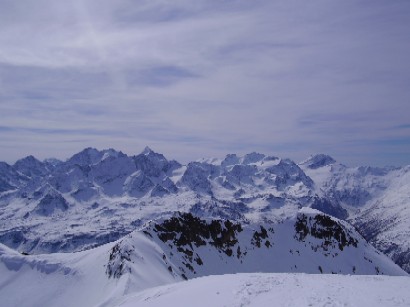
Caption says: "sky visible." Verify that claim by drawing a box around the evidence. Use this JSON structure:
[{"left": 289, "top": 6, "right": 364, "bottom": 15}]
[{"left": 0, "top": 0, "right": 409, "bottom": 166}]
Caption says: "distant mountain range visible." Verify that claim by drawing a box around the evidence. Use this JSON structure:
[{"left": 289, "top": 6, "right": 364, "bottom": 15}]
[{"left": 0, "top": 147, "right": 409, "bottom": 274}]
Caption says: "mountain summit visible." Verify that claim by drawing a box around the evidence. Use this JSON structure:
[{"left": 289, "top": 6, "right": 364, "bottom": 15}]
[{"left": 300, "top": 154, "right": 336, "bottom": 169}]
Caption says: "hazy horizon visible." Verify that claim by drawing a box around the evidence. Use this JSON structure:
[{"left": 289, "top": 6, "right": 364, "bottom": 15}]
[{"left": 1, "top": 145, "right": 408, "bottom": 169}]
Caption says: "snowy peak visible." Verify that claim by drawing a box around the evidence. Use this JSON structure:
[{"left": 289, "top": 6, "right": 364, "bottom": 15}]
[
  {"left": 67, "top": 147, "right": 121, "bottom": 166},
  {"left": 265, "top": 158, "right": 314, "bottom": 189},
  {"left": 180, "top": 162, "right": 215, "bottom": 194},
  {"left": 67, "top": 147, "right": 101, "bottom": 165},
  {"left": 242, "top": 152, "right": 266, "bottom": 165},
  {"left": 0, "top": 161, "right": 28, "bottom": 191},
  {"left": 135, "top": 147, "right": 181, "bottom": 175},
  {"left": 141, "top": 146, "right": 154, "bottom": 155},
  {"left": 14, "top": 155, "right": 42, "bottom": 168},
  {"left": 300, "top": 154, "right": 336, "bottom": 169},
  {"left": 13, "top": 155, "right": 48, "bottom": 178},
  {"left": 108, "top": 210, "right": 406, "bottom": 280}
]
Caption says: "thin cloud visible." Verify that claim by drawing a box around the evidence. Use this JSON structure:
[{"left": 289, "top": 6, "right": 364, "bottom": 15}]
[{"left": 0, "top": 1, "right": 409, "bottom": 166}]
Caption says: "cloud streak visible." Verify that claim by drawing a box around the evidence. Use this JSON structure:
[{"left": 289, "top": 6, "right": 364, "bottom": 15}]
[{"left": 0, "top": 0, "right": 409, "bottom": 166}]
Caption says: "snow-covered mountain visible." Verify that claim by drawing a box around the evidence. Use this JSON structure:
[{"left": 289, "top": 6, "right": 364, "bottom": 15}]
[
  {"left": 0, "top": 209, "right": 406, "bottom": 307},
  {"left": 300, "top": 154, "right": 410, "bottom": 273},
  {"left": 108, "top": 209, "right": 405, "bottom": 279},
  {"left": 0, "top": 148, "right": 409, "bottom": 274}
]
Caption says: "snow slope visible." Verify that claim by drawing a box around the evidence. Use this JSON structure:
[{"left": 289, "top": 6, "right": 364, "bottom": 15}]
[
  {"left": 0, "top": 234, "right": 183, "bottom": 307},
  {"left": 0, "top": 209, "right": 406, "bottom": 307},
  {"left": 117, "top": 273, "right": 410, "bottom": 307},
  {"left": 301, "top": 155, "right": 410, "bottom": 273},
  {"left": 131, "top": 209, "right": 405, "bottom": 278},
  {"left": 352, "top": 166, "right": 410, "bottom": 273}
]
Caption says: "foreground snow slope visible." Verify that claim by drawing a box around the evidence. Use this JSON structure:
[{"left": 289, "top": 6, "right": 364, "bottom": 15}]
[
  {"left": 0, "top": 209, "right": 406, "bottom": 307},
  {"left": 117, "top": 273, "right": 410, "bottom": 307},
  {"left": 0, "top": 234, "right": 182, "bottom": 307}
]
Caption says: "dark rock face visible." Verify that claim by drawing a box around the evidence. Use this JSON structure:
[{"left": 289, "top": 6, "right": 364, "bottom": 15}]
[
  {"left": 34, "top": 193, "right": 69, "bottom": 216},
  {"left": 154, "top": 213, "right": 243, "bottom": 252},
  {"left": 242, "top": 152, "right": 265, "bottom": 165},
  {"left": 13, "top": 155, "right": 48, "bottom": 178},
  {"left": 0, "top": 229, "right": 27, "bottom": 250},
  {"left": 392, "top": 250, "right": 410, "bottom": 274},
  {"left": 310, "top": 197, "right": 348, "bottom": 220},
  {"left": 106, "top": 242, "right": 132, "bottom": 278},
  {"left": 180, "top": 162, "right": 214, "bottom": 194},
  {"left": 251, "top": 226, "right": 272, "bottom": 248},
  {"left": 126, "top": 172, "right": 154, "bottom": 196},
  {"left": 221, "top": 154, "right": 240, "bottom": 167},
  {"left": 0, "top": 178, "right": 15, "bottom": 192},
  {"left": 354, "top": 218, "right": 410, "bottom": 274},
  {"left": 266, "top": 159, "right": 314, "bottom": 189},
  {"left": 153, "top": 213, "right": 244, "bottom": 274},
  {"left": 329, "top": 188, "right": 371, "bottom": 208},
  {"left": 302, "top": 154, "right": 336, "bottom": 169},
  {"left": 225, "top": 164, "right": 257, "bottom": 185},
  {"left": 0, "top": 161, "right": 28, "bottom": 190},
  {"left": 133, "top": 154, "right": 164, "bottom": 178},
  {"left": 151, "top": 185, "right": 170, "bottom": 197},
  {"left": 294, "top": 213, "right": 358, "bottom": 252},
  {"left": 133, "top": 148, "right": 180, "bottom": 178}
]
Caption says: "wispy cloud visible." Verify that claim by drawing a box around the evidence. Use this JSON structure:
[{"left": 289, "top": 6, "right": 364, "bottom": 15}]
[{"left": 0, "top": 0, "right": 409, "bottom": 166}]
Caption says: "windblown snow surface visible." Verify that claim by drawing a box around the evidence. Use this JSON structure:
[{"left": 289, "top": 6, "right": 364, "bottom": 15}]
[
  {"left": 117, "top": 273, "right": 410, "bottom": 307},
  {"left": 1, "top": 249, "right": 409, "bottom": 307}
]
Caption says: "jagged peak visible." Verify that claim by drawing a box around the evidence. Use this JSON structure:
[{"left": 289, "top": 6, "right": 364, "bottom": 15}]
[
  {"left": 14, "top": 155, "right": 43, "bottom": 166},
  {"left": 81, "top": 147, "right": 99, "bottom": 154},
  {"left": 68, "top": 147, "right": 99, "bottom": 159},
  {"left": 100, "top": 148, "right": 124, "bottom": 161},
  {"left": 13, "top": 155, "right": 47, "bottom": 178},
  {"left": 135, "top": 147, "right": 167, "bottom": 162},
  {"left": 221, "top": 154, "right": 240, "bottom": 167},
  {"left": 141, "top": 146, "right": 154, "bottom": 155},
  {"left": 242, "top": 152, "right": 266, "bottom": 165},
  {"left": 67, "top": 147, "right": 121, "bottom": 165},
  {"left": 0, "top": 161, "right": 12, "bottom": 170},
  {"left": 300, "top": 154, "right": 336, "bottom": 169}
]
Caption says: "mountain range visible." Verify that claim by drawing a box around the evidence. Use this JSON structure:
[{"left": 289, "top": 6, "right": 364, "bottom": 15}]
[
  {"left": 1, "top": 147, "right": 409, "bottom": 306},
  {"left": 0, "top": 147, "right": 409, "bottom": 275}
]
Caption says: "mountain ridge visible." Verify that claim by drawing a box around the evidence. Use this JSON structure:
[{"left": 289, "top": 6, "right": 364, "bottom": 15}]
[
  {"left": 0, "top": 208, "right": 406, "bottom": 307},
  {"left": 0, "top": 147, "right": 409, "bottom": 273}
]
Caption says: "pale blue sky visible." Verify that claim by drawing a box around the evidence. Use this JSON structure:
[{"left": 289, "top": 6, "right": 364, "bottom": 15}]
[{"left": 0, "top": 0, "right": 409, "bottom": 166}]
